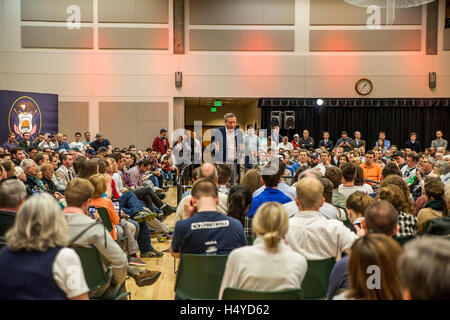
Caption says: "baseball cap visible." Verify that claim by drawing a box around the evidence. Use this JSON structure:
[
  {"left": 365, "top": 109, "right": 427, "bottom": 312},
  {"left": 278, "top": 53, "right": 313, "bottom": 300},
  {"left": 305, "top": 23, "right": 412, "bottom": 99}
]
[
  {"left": 294, "top": 134, "right": 300, "bottom": 138},
  {"left": 393, "top": 151, "right": 405, "bottom": 158},
  {"left": 95, "top": 133, "right": 103, "bottom": 139},
  {"left": 310, "top": 152, "right": 320, "bottom": 158},
  {"left": 160, "top": 128, "right": 167, "bottom": 133}
]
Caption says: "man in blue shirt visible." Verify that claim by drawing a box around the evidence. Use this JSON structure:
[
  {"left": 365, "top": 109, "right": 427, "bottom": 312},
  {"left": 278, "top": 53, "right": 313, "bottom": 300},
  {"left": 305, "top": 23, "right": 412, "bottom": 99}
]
[
  {"left": 375, "top": 131, "right": 391, "bottom": 150},
  {"left": 55, "top": 133, "right": 71, "bottom": 152},
  {"left": 170, "top": 178, "right": 247, "bottom": 257},
  {"left": 248, "top": 160, "right": 292, "bottom": 218},
  {"left": 89, "top": 133, "right": 112, "bottom": 152}
]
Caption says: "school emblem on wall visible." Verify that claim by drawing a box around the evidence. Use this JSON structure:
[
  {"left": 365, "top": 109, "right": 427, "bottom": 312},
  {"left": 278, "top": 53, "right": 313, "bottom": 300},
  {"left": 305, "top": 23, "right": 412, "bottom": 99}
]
[{"left": 8, "top": 96, "right": 42, "bottom": 142}]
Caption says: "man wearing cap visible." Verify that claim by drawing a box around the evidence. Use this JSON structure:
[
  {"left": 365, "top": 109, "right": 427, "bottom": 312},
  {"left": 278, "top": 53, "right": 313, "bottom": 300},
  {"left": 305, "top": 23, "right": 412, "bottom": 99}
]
[
  {"left": 277, "top": 136, "right": 293, "bottom": 152},
  {"left": 309, "top": 152, "right": 321, "bottom": 169},
  {"left": 291, "top": 134, "right": 301, "bottom": 149},
  {"left": 299, "top": 130, "right": 314, "bottom": 150},
  {"left": 319, "top": 131, "right": 334, "bottom": 152},
  {"left": 90, "top": 133, "right": 112, "bottom": 152},
  {"left": 152, "top": 129, "right": 170, "bottom": 155},
  {"left": 393, "top": 151, "right": 407, "bottom": 170},
  {"left": 336, "top": 131, "right": 353, "bottom": 153}
]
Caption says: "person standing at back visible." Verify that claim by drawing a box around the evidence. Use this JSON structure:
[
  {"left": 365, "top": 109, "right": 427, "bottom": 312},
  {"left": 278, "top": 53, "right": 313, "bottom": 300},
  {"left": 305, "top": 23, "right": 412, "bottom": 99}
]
[
  {"left": 152, "top": 129, "right": 170, "bottom": 155},
  {"left": 431, "top": 130, "right": 447, "bottom": 151}
]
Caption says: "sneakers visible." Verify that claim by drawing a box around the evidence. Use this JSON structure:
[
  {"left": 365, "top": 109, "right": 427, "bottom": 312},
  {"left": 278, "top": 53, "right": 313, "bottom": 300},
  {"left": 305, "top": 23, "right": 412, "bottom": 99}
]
[
  {"left": 128, "top": 256, "right": 147, "bottom": 266},
  {"left": 157, "top": 233, "right": 173, "bottom": 242},
  {"left": 141, "top": 250, "right": 164, "bottom": 258},
  {"left": 162, "top": 204, "right": 176, "bottom": 215},
  {"left": 133, "top": 210, "right": 157, "bottom": 223},
  {"left": 134, "top": 270, "right": 162, "bottom": 287}
]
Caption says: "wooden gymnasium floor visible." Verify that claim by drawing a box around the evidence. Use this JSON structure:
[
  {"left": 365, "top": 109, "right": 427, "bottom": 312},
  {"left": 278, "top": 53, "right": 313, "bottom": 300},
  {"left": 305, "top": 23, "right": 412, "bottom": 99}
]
[{"left": 125, "top": 186, "right": 179, "bottom": 300}]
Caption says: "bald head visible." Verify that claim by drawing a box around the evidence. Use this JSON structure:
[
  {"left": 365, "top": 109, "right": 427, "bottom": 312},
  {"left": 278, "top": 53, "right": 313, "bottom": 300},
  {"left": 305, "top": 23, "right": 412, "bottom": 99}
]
[
  {"left": 364, "top": 200, "right": 398, "bottom": 236},
  {"left": 198, "top": 163, "right": 218, "bottom": 183},
  {"left": 295, "top": 177, "right": 324, "bottom": 211}
]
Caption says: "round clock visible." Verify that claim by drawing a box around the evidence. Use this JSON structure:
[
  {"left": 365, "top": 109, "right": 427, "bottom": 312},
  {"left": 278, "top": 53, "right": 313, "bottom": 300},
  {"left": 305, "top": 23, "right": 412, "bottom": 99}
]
[{"left": 355, "top": 78, "right": 373, "bottom": 96}]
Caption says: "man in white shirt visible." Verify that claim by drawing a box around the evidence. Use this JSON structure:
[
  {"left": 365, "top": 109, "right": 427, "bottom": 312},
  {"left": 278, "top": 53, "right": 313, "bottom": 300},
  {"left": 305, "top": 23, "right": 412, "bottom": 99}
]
[
  {"left": 316, "top": 151, "right": 334, "bottom": 176},
  {"left": 175, "top": 163, "right": 228, "bottom": 222},
  {"left": 69, "top": 132, "right": 85, "bottom": 152},
  {"left": 286, "top": 177, "right": 359, "bottom": 261},
  {"left": 338, "top": 162, "right": 371, "bottom": 197},
  {"left": 277, "top": 136, "right": 293, "bottom": 152}
]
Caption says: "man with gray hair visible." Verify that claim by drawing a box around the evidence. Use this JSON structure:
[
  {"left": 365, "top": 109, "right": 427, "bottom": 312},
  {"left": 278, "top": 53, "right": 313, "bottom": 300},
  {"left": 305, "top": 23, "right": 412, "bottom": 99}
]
[
  {"left": 174, "top": 163, "right": 228, "bottom": 222},
  {"left": 398, "top": 236, "right": 450, "bottom": 300},
  {"left": 211, "top": 113, "right": 244, "bottom": 185},
  {"left": 0, "top": 180, "right": 27, "bottom": 213},
  {"left": 21, "top": 159, "right": 45, "bottom": 195}
]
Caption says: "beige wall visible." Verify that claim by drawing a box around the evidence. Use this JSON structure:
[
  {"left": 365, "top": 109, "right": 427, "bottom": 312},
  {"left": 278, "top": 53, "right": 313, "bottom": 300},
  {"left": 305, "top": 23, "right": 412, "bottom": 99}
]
[
  {"left": 1, "top": 0, "right": 450, "bottom": 147},
  {"left": 58, "top": 102, "right": 90, "bottom": 139}
]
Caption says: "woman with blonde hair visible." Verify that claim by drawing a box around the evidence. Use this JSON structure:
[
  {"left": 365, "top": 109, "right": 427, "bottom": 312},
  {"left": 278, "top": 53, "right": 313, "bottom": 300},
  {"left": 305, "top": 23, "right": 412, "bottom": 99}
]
[
  {"left": 218, "top": 202, "right": 307, "bottom": 299},
  {"left": 0, "top": 193, "right": 89, "bottom": 300},
  {"left": 88, "top": 173, "right": 120, "bottom": 240},
  {"left": 334, "top": 233, "right": 403, "bottom": 300},
  {"left": 377, "top": 184, "right": 418, "bottom": 238},
  {"left": 346, "top": 191, "right": 375, "bottom": 230}
]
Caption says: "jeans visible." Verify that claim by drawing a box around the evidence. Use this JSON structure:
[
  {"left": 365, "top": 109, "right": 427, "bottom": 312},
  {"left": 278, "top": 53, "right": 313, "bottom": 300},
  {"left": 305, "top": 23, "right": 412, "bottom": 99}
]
[
  {"left": 127, "top": 219, "right": 140, "bottom": 241},
  {"left": 162, "top": 171, "right": 173, "bottom": 184},
  {"left": 118, "top": 191, "right": 155, "bottom": 254},
  {"left": 149, "top": 175, "right": 159, "bottom": 188}
]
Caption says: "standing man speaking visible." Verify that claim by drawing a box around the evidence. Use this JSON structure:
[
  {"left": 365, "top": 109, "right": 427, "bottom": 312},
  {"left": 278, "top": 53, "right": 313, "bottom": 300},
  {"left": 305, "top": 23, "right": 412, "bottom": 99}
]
[{"left": 211, "top": 113, "right": 244, "bottom": 185}]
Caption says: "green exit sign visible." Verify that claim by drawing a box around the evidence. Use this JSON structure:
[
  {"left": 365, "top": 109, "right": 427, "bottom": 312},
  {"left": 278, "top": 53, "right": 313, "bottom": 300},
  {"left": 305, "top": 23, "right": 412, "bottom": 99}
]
[
  {"left": 214, "top": 100, "right": 222, "bottom": 107},
  {"left": 211, "top": 107, "right": 217, "bottom": 112}
]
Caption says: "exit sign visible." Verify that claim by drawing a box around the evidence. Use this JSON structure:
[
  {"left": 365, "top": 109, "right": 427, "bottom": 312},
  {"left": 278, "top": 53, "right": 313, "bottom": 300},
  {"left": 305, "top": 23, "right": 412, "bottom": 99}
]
[
  {"left": 214, "top": 100, "right": 222, "bottom": 107},
  {"left": 211, "top": 107, "right": 217, "bottom": 112}
]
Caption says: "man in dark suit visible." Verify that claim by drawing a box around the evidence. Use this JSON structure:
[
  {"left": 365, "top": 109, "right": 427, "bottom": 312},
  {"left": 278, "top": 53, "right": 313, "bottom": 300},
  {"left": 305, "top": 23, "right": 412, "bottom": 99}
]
[
  {"left": 319, "top": 131, "right": 334, "bottom": 152},
  {"left": 271, "top": 126, "right": 282, "bottom": 144},
  {"left": 298, "top": 129, "right": 314, "bottom": 150},
  {"left": 350, "top": 131, "right": 366, "bottom": 150},
  {"left": 211, "top": 113, "right": 244, "bottom": 185}
]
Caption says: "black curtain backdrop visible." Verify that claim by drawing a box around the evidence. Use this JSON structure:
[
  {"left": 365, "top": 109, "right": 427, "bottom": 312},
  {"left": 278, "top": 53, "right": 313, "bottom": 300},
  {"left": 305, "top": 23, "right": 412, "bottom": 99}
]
[{"left": 260, "top": 99, "right": 450, "bottom": 151}]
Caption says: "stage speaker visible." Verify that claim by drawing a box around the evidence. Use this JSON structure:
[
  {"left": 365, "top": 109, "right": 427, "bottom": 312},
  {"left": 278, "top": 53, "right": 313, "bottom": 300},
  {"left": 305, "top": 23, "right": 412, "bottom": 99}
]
[
  {"left": 429, "top": 72, "right": 436, "bottom": 89},
  {"left": 270, "top": 111, "right": 282, "bottom": 129},
  {"left": 175, "top": 72, "right": 182, "bottom": 88},
  {"left": 284, "top": 111, "right": 295, "bottom": 129}
]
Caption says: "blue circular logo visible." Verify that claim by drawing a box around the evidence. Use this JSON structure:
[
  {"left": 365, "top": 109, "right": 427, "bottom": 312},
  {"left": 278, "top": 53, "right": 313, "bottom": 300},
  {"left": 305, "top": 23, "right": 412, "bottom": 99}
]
[{"left": 8, "top": 96, "right": 42, "bottom": 143}]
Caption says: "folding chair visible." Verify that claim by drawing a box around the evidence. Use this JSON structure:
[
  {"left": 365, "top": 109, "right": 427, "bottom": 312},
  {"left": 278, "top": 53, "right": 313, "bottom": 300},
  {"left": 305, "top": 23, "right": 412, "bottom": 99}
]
[
  {"left": 301, "top": 258, "right": 336, "bottom": 300},
  {"left": 222, "top": 288, "right": 302, "bottom": 300}
]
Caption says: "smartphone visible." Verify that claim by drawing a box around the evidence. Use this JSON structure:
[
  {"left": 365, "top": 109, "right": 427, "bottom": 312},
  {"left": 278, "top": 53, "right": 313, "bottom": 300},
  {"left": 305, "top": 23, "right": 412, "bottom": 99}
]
[{"left": 88, "top": 206, "right": 96, "bottom": 219}]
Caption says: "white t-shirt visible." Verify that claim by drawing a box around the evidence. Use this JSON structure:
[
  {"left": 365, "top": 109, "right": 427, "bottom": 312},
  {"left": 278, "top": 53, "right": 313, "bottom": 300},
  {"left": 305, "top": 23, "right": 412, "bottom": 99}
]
[
  {"left": 286, "top": 211, "right": 359, "bottom": 260},
  {"left": 218, "top": 237, "right": 307, "bottom": 300},
  {"left": 70, "top": 141, "right": 84, "bottom": 151},
  {"left": 277, "top": 142, "right": 293, "bottom": 151},
  {"left": 52, "top": 247, "right": 89, "bottom": 299},
  {"left": 338, "top": 184, "right": 373, "bottom": 197}
]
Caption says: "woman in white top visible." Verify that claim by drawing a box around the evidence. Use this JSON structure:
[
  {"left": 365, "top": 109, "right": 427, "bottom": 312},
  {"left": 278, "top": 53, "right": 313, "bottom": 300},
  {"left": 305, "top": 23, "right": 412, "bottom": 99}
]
[{"left": 218, "top": 202, "right": 307, "bottom": 299}]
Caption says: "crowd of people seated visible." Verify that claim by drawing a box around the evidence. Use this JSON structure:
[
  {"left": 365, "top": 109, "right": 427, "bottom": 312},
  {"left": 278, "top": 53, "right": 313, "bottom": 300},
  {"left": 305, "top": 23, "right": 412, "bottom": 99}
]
[
  {"left": 0, "top": 126, "right": 449, "bottom": 300},
  {"left": 0, "top": 130, "right": 180, "bottom": 299}
]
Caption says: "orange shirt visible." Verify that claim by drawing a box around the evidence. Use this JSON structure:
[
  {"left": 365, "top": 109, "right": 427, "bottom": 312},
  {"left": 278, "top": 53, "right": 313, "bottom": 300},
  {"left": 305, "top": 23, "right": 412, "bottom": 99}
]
[
  {"left": 360, "top": 162, "right": 382, "bottom": 185},
  {"left": 89, "top": 197, "right": 120, "bottom": 240}
]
